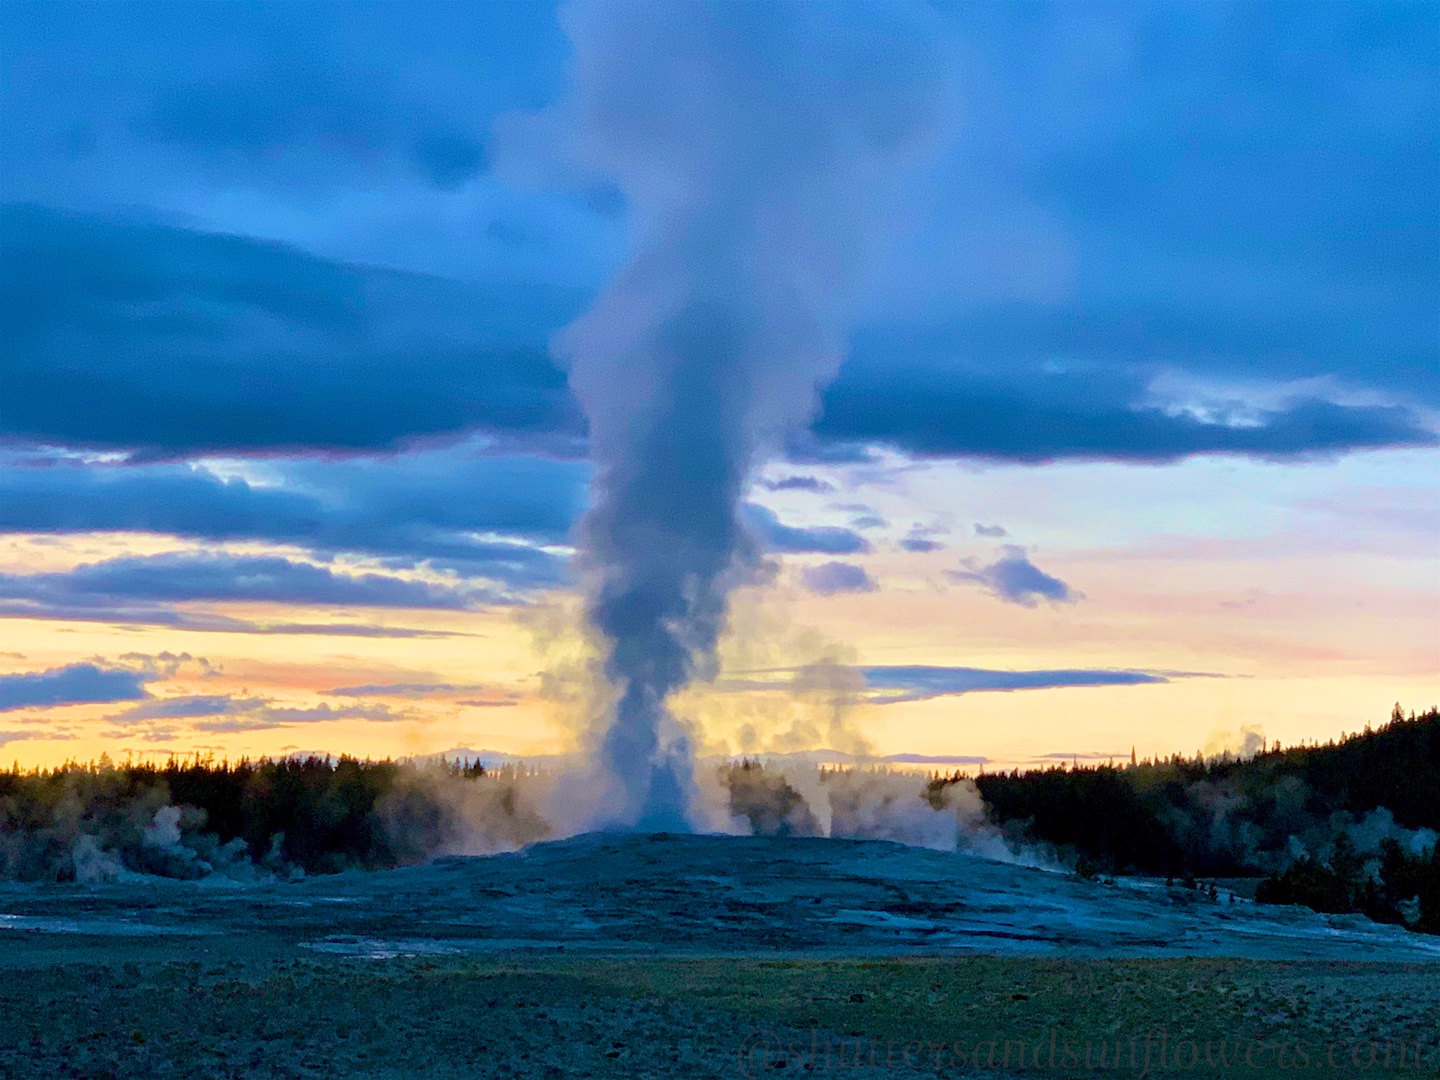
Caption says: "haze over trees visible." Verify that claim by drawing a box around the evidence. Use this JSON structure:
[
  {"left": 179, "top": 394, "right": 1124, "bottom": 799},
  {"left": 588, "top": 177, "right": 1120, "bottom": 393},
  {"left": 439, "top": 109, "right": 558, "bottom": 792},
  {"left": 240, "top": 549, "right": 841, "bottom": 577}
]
[
  {"left": 1, "top": 705, "right": 1434, "bottom": 933},
  {"left": 958, "top": 705, "right": 1439, "bottom": 932}
]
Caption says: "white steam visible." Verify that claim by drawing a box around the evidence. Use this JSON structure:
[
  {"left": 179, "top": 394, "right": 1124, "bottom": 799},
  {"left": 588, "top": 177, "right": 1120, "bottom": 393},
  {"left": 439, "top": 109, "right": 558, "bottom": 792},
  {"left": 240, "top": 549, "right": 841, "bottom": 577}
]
[{"left": 510, "top": 0, "right": 954, "bottom": 828}]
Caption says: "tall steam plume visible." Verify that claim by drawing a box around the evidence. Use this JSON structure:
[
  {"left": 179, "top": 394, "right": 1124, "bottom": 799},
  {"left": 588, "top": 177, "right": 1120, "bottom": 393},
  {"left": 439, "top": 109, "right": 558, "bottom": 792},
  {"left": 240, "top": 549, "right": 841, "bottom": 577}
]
[{"left": 553, "top": 1, "right": 950, "bottom": 828}]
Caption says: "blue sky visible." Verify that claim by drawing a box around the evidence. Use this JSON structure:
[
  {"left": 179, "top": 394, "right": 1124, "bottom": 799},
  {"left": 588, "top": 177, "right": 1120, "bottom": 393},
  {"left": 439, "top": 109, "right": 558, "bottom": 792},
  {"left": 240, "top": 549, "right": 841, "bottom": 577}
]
[{"left": 0, "top": 1, "right": 1434, "bottom": 767}]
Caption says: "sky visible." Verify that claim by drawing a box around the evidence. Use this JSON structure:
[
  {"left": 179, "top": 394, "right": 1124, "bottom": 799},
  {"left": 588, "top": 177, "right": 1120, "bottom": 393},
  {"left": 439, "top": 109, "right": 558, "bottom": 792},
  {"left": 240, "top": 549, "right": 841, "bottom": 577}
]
[{"left": 1, "top": 0, "right": 1436, "bottom": 772}]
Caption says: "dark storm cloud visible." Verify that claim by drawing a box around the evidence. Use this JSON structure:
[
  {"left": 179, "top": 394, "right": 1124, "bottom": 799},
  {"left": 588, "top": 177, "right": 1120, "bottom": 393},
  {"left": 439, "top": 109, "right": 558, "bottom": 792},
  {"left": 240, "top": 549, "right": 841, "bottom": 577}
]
[
  {"left": 817, "top": 329, "right": 1434, "bottom": 466},
  {"left": 0, "top": 204, "right": 585, "bottom": 458},
  {"left": 950, "top": 547, "right": 1080, "bottom": 607},
  {"left": 0, "top": 449, "right": 580, "bottom": 583},
  {"left": 1, "top": 1, "right": 562, "bottom": 196},
  {"left": 2, "top": 205, "right": 1433, "bottom": 465},
  {"left": 0, "top": 3, "right": 1431, "bottom": 462},
  {"left": 0, "top": 449, "right": 869, "bottom": 573},
  {"left": 817, "top": 377, "right": 1434, "bottom": 466},
  {"left": 138, "top": 79, "right": 488, "bottom": 189},
  {"left": 0, "top": 663, "right": 156, "bottom": 711}
]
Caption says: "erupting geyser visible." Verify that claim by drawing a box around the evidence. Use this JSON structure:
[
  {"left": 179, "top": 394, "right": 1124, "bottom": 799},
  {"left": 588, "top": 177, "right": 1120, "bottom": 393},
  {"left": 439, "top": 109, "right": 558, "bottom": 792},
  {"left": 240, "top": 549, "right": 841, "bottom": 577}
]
[{"left": 553, "top": 0, "right": 951, "bottom": 829}]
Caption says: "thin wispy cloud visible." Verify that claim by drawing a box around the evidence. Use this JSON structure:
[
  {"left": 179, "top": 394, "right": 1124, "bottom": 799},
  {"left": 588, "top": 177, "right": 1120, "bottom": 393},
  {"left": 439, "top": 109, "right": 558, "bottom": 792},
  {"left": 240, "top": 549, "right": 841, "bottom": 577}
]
[
  {"left": 106, "top": 693, "right": 408, "bottom": 733},
  {"left": 709, "top": 664, "right": 1196, "bottom": 706},
  {"left": 0, "top": 602, "right": 474, "bottom": 639},
  {"left": 860, "top": 666, "right": 1178, "bottom": 705},
  {"left": 0, "top": 552, "right": 489, "bottom": 610},
  {"left": 759, "top": 475, "right": 835, "bottom": 494},
  {"left": 324, "top": 682, "right": 502, "bottom": 699}
]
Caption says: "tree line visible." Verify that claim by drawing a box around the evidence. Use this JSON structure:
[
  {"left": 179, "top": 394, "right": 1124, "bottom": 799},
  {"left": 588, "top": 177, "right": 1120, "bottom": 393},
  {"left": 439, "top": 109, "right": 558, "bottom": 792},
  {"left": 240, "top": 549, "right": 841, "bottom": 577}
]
[
  {"left": 951, "top": 705, "right": 1439, "bottom": 932},
  {"left": 0, "top": 754, "right": 518, "bottom": 881},
  {"left": 2, "top": 705, "right": 1435, "bottom": 934}
]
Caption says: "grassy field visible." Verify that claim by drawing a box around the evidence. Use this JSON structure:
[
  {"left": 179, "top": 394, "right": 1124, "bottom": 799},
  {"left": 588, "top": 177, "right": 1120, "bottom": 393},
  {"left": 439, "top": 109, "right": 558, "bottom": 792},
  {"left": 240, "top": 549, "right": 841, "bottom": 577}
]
[{"left": 0, "top": 950, "right": 1434, "bottom": 1079}]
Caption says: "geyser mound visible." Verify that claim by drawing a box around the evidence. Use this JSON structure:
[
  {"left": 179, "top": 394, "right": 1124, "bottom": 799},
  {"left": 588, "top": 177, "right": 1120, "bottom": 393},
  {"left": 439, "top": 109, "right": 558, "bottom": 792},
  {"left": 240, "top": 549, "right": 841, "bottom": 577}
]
[{"left": 9, "top": 833, "right": 1437, "bottom": 963}]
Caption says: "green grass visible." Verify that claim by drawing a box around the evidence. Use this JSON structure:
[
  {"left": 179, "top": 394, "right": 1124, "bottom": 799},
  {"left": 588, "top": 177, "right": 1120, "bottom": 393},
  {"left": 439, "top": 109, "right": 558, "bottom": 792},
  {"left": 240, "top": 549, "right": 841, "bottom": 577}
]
[
  {"left": 0, "top": 952, "right": 1434, "bottom": 1078},
  {"left": 596, "top": 955, "right": 1439, "bottom": 1078}
]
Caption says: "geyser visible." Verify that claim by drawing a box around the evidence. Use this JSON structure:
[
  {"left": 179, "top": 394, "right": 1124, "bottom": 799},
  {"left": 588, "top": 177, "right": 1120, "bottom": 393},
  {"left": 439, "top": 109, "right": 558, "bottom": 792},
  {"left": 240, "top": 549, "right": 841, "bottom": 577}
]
[{"left": 552, "top": 0, "right": 951, "bottom": 828}]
